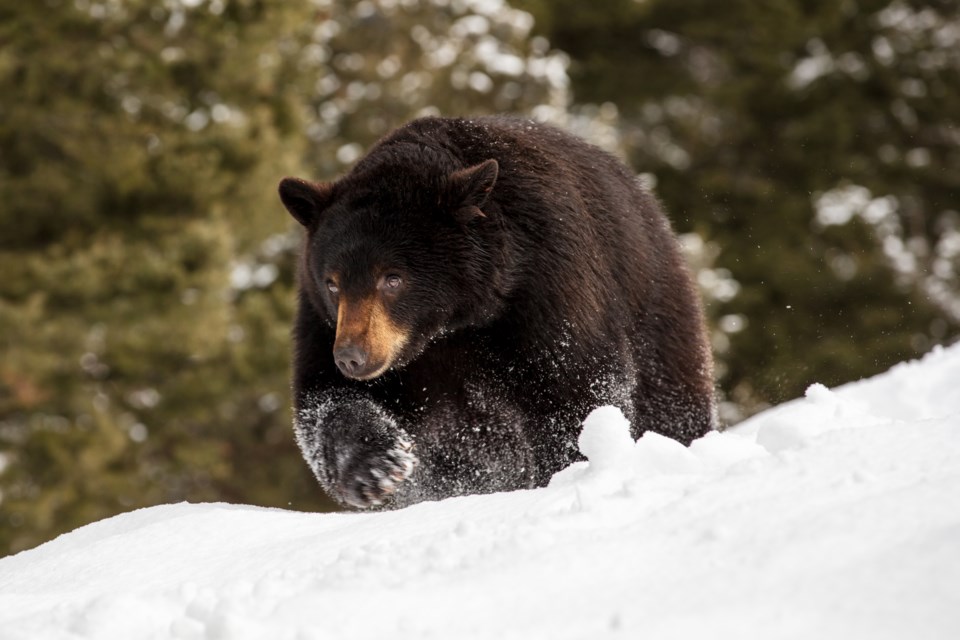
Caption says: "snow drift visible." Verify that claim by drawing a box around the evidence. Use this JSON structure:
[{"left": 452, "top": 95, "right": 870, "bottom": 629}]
[{"left": 1, "top": 345, "right": 959, "bottom": 640}]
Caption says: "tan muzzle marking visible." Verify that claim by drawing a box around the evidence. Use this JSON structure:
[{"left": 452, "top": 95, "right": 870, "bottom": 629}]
[{"left": 335, "top": 294, "right": 409, "bottom": 379}]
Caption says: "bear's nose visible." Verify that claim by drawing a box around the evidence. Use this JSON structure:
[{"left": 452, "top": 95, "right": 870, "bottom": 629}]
[{"left": 334, "top": 345, "right": 368, "bottom": 378}]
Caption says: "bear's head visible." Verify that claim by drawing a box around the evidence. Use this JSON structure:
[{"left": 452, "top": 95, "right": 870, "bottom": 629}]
[{"left": 279, "top": 151, "right": 508, "bottom": 380}]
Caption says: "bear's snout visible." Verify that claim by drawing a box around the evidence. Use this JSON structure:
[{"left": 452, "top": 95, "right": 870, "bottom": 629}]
[
  {"left": 334, "top": 344, "right": 370, "bottom": 379},
  {"left": 333, "top": 294, "right": 410, "bottom": 380}
]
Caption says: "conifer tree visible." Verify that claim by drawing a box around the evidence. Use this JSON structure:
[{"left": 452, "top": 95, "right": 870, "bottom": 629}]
[
  {"left": 0, "top": 0, "right": 567, "bottom": 556},
  {"left": 517, "top": 0, "right": 959, "bottom": 417}
]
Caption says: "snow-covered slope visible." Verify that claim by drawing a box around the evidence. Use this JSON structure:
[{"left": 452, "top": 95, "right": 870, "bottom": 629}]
[{"left": 2, "top": 346, "right": 959, "bottom": 640}]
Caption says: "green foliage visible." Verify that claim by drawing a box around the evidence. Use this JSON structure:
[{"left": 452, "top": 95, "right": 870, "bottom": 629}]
[
  {"left": 0, "top": 0, "right": 564, "bottom": 556},
  {"left": 3, "top": 0, "right": 957, "bottom": 556},
  {"left": 517, "top": 0, "right": 960, "bottom": 416},
  {"left": 0, "top": 0, "right": 311, "bottom": 556}
]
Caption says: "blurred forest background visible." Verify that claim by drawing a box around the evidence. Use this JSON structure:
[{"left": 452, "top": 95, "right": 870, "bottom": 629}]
[{"left": 1, "top": 0, "right": 958, "bottom": 556}]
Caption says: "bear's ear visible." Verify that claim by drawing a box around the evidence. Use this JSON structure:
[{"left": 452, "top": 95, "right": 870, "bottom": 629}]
[
  {"left": 447, "top": 159, "right": 498, "bottom": 224},
  {"left": 278, "top": 177, "right": 333, "bottom": 227}
]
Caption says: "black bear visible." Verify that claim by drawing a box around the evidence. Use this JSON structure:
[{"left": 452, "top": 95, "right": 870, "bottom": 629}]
[{"left": 278, "top": 116, "right": 715, "bottom": 509}]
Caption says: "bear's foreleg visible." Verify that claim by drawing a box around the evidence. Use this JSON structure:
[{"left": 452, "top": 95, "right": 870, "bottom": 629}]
[{"left": 294, "top": 390, "right": 418, "bottom": 509}]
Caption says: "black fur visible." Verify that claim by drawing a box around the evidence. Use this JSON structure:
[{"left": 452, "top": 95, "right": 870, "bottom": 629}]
[{"left": 280, "top": 116, "right": 716, "bottom": 509}]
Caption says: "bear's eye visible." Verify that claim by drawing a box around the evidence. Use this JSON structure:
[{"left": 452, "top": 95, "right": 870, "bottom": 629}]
[
  {"left": 384, "top": 274, "right": 402, "bottom": 290},
  {"left": 326, "top": 280, "right": 339, "bottom": 295}
]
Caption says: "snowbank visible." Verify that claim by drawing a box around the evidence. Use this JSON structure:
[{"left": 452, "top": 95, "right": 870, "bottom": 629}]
[{"left": 2, "top": 345, "right": 959, "bottom": 640}]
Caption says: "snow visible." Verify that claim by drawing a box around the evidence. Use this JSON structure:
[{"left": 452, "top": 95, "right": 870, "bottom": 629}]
[{"left": 2, "top": 346, "right": 959, "bottom": 640}]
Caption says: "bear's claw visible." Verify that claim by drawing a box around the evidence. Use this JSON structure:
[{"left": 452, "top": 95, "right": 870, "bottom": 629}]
[{"left": 337, "top": 435, "right": 417, "bottom": 509}]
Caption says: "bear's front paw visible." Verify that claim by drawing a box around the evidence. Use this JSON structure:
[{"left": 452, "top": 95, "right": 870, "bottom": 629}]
[{"left": 332, "top": 433, "right": 418, "bottom": 509}]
